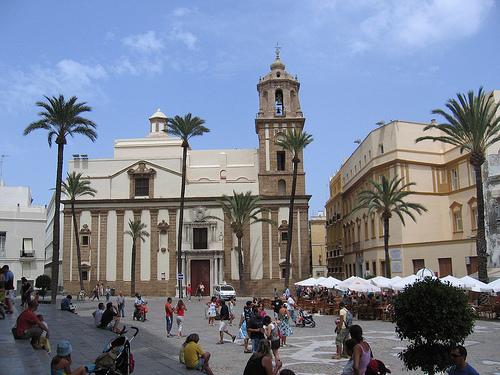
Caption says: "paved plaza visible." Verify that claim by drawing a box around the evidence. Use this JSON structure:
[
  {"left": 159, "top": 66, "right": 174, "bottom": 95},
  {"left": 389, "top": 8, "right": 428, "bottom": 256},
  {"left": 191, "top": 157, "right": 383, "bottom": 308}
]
[{"left": 1, "top": 295, "right": 499, "bottom": 374}]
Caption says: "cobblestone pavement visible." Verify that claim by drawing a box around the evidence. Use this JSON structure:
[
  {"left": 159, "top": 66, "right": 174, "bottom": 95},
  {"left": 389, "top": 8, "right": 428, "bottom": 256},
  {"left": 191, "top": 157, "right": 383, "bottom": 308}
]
[{"left": 2, "top": 295, "right": 499, "bottom": 374}]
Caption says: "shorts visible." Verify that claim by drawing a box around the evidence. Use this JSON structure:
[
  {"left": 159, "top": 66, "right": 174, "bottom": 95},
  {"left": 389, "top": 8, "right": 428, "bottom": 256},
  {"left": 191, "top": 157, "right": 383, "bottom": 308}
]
[
  {"left": 271, "top": 339, "right": 280, "bottom": 351},
  {"left": 335, "top": 327, "right": 349, "bottom": 346},
  {"left": 106, "top": 320, "right": 116, "bottom": 329},
  {"left": 219, "top": 320, "right": 228, "bottom": 332},
  {"left": 187, "top": 358, "right": 205, "bottom": 370}
]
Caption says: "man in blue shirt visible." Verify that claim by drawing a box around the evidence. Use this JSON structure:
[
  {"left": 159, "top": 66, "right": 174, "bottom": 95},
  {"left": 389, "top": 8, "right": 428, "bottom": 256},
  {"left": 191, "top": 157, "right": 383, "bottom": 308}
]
[{"left": 449, "top": 345, "right": 479, "bottom": 375}]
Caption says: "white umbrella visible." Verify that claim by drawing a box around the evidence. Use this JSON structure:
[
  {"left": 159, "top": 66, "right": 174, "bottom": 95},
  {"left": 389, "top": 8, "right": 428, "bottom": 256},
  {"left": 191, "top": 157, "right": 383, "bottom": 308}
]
[
  {"left": 440, "top": 275, "right": 467, "bottom": 288},
  {"left": 482, "top": 278, "right": 500, "bottom": 293},
  {"left": 390, "top": 274, "right": 420, "bottom": 291},
  {"left": 317, "top": 276, "right": 342, "bottom": 289},
  {"left": 294, "top": 277, "right": 319, "bottom": 286},
  {"left": 459, "top": 275, "right": 491, "bottom": 292},
  {"left": 369, "top": 276, "right": 391, "bottom": 288},
  {"left": 334, "top": 276, "right": 381, "bottom": 293},
  {"left": 313, "top": 277, "right": 328, "bottom": 286}
]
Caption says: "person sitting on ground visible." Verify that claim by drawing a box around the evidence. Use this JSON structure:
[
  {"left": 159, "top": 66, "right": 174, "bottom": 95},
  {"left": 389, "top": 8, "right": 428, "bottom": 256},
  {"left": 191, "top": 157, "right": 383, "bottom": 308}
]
[
  {"left": 61, "top": 295, "right": 77, "bottom": 314},
  {"left": 92, "top": 302, "right": 105, "bottom": 327},
  {"left": 12, "top": 300, "right": 49, "bottom": 349},
  {"left": 350, "top": 324, "right": 372, "bottom": 375},
  {"left": 99, "top": 302, "right": 121, "bottom": 333},
  {"left": 243, "top": 338, "right": 282, "bottom": 375},
  {"left": 37, "top": 314, "right": 51, "bottom": 353},
  {"left": 183, "top": 333, "right": 214, "bottom": 375},
  {"left": 50, "top": 340, "right": 86, "bottom": 375},
  {"left": 449, "top": 345, "right": 479, "bottom": 375},
  {"left": 341, "top": 338, "right": 357, "bottom": 375}
]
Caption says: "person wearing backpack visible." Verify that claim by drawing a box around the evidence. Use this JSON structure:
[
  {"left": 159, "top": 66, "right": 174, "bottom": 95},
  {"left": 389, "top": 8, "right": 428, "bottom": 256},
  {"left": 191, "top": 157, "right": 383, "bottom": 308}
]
[{"left": 333, "top": 302, "right": 351, "bottom": 359}]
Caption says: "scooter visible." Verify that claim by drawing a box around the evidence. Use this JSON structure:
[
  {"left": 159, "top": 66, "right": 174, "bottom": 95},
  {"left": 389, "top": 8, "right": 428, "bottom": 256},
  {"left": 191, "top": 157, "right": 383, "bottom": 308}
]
[
  {"left": 297, "top": 308, "right": 315, "bottom": 327},
  {"left": 133, "top": 302, "right": 148, "bottom": 322}
]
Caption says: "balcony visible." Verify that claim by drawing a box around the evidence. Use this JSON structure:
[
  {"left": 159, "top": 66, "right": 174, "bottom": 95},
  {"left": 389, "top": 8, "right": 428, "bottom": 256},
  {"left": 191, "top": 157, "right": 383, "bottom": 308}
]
[{"left": 20, "top": 250, "right": 36, "bottom": 261}]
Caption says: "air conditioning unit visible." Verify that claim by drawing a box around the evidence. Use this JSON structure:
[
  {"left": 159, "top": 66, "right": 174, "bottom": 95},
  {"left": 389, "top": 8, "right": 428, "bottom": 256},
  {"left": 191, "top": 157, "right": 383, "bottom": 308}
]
[
  {"left": 365, "top": 270, "right": 371, "bottom": 277},
  {"left": 465, "top": 256, "right": 471, "bottom": 265}
]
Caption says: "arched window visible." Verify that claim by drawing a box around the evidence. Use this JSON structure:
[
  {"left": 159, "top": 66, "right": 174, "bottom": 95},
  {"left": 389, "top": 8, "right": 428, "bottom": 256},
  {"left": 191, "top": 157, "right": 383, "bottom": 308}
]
[
  {"left": 275, "top": 89, "right": 284, "bottom": 115},
  {"left": 220, "top": 170, "right": 227, "bottom": 180},
  {"left": 278, "top": 179, "right": 286, "bottom": 196}
]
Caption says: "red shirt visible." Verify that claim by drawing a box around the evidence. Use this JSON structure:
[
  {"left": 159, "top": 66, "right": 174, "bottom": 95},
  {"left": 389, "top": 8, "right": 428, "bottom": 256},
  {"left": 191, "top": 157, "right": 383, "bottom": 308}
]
[
  {"left": 176, "top": 305, "right": 185, "bottom": 317},
  {"left": 165, "top": 302, "right": 173, "bottom": 317},
  {"left": 16, "top": 309, "right": 39, "bottom": 337},
  {"left": 187, "top": 286, "right": 191, "bottom": 294}
]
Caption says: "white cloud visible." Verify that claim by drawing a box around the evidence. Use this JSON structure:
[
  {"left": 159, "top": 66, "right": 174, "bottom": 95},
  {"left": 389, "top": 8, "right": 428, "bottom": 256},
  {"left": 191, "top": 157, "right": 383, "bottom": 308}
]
[
  {"left": 352, "top": 0, "right": 494, "bottom": 53},
  {"left": 172, "top": 7, "right": 191, "bottom": 17},
  {"left": 112, "top": 56, "right": 163, "bottom": 76},
  {"left": 169, "top": 26, "right": 197, "bottom": 51},
  {"left": 0, "top": 60, "right": 107, "bottom": 113},
  {"left": 122, "top": 31, "right": 164, "bottom": 54}
]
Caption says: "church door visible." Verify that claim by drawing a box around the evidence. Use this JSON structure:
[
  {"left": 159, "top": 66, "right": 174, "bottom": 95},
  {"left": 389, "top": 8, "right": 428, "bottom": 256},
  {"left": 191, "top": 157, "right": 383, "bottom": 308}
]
[{"left": 191, "top": 260, "right": 211, "bottom": 297}]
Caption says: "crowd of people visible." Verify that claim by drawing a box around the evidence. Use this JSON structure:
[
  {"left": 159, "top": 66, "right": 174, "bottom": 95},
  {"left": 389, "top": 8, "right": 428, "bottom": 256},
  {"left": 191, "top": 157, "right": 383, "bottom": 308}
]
[{"left": 1, "top": 270, "right": 481, "bottom": 375}]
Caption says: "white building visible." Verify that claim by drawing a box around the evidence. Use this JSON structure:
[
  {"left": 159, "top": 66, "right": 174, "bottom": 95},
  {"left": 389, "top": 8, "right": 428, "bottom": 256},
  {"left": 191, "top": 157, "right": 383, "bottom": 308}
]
[{"left": 0, "top": 180, "right": 47, "bottom": 291}]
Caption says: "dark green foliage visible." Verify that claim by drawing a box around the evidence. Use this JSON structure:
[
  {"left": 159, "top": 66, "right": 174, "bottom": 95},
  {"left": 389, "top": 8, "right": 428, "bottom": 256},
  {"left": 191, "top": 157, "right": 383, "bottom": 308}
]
[
  {"left": 393, "top": 278, "right": 475, "bottom": 374},
  {"left": 35, "top": 274, "right": 52, "bottom": 291}
]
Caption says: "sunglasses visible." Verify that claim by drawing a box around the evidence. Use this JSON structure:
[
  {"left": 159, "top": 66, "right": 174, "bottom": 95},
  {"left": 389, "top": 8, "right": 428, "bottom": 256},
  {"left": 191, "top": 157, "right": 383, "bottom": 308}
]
[{"left": 451, "top": 354, "right": 463, "bottom": 358}]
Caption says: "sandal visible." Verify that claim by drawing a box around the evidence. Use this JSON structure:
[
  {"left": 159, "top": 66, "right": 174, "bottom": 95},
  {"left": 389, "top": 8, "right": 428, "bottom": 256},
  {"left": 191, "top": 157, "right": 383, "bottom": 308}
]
[
  {"left": 244, "top": 349, "right": 252, "bottom": 353},
  {"left": 232, "top": 335, "right": 236, "bottom": 342},
  {"left": 216, "top": 341, "right": 224, "bottom": 345}
]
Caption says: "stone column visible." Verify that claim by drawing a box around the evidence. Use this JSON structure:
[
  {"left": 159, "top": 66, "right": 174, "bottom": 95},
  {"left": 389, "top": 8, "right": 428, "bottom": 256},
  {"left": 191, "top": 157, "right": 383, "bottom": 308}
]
[
  {"left": 116, "top": 210, "right": 125, "bottom": 283},
  {"left": 270, "top": 209, "right": 279, "bottom": 280},
  {"left": 168, "top": 210, "right": 177, "bottom": 282},
  {"left": 90, "top": 211, "right": 100, "bottom": 286},
  {"left": 150, "top": 209, "right": 159, "bottom": 282},
  {"left": 223, "top": 217, "right": 232, "bottom": 282},
  {"left": 98, "top": 211, "right": 107, "bottom": 284},
  {"left": 62, "top": 210, "right": 73, "bottom": 286}
]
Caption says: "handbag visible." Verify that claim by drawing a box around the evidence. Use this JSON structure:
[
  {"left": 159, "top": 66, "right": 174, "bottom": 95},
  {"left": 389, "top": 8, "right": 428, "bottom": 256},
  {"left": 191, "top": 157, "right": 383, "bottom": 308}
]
[{"left": 237, "top": 327, "right": 245, "bottom": 339}]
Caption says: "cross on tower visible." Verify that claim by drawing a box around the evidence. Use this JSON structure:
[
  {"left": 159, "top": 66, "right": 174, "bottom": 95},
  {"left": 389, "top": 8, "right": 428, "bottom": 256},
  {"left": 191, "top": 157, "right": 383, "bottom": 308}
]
[{"left": 275, "top": 42, "right": 281, "bottom": 58}]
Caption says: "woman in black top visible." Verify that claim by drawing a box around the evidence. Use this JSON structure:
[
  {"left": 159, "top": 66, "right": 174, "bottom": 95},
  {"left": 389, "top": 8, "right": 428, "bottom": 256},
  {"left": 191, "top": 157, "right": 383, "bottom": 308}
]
[{"left": 243, "top": 339, "right": 282, "bottom": 375}]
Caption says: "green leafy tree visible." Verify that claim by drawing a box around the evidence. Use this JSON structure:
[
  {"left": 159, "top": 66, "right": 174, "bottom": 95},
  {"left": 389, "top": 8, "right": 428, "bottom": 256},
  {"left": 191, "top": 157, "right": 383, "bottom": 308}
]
[
  {"left": 124, "top": 219, "right": 150, "bottom": 297},
  {"left": 35, "top": 274, "right": 52, "bottom": 298},
  {"left": 207, "top": 191, "right": 276, "bottom": 294},
  {"left": 352, "top": 175, "right": 427, "bottom": 278},
  {"left": 275, "top": 129, "right": 313, "bottom": 288},
  {"left": 60, "top": 171, "right": 97, "bottom": 291},
  {"left": 164, "top": 113, "right": 209, "bottom": 298},
  {"left": 24, "top": 95, "right": 97, "bottom": 303},
  {"left": 393, "top": 278, "right": 475, "bottom": 374},
  {"left": 416, "top": 87, "right": 500, "bottom": 285}
]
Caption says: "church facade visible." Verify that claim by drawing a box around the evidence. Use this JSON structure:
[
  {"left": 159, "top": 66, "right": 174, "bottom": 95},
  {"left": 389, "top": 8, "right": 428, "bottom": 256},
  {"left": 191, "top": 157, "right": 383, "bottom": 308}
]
[{"left": 61, "top": 53, "right": 311, "bottom": 297}]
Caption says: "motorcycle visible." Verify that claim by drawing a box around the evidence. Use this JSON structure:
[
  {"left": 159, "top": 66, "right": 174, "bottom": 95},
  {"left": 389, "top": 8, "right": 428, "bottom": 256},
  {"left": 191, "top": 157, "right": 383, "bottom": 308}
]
[
  {"left": 297, "top": 308, "right": 316, "bottom": 328},
  {"left": 133, "top": 302, "right": 148, "bottom": 322}
]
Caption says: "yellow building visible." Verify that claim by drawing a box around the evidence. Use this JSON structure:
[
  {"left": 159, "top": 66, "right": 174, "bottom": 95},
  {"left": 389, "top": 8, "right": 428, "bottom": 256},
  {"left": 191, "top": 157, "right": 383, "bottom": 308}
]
[
  {"left": 310, "top": 211, "right": 327, "bottom": 278},
  {"left": 327, "top": 119, "right": 488, "bottom": 279}
]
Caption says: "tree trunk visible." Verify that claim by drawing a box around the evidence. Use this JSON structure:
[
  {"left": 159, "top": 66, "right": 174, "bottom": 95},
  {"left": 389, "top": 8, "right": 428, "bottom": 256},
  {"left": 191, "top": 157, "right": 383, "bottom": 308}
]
[
  {"left": 177, "top": 144, "right": 188, "bottom": 298},
  {"left": 285, "top": 159, "right": 299, "bottom": 288},
  {"left": 383, "top": 216, "right": 391, "bottom": 278},
  {"left": 131, "top": 240, "right": 136, "bottom": 297},
  {"left": 474, "top": 164, "right": 489, "bottom": 305},
  {"left": 237, "top": 234, "right": 245, "bottom": 294},
  {"left": 50, "top": 142, "right": 64, "bottom": 303},
  {"left": 71, "top": 201, "right": 84, "bottom": 291}
]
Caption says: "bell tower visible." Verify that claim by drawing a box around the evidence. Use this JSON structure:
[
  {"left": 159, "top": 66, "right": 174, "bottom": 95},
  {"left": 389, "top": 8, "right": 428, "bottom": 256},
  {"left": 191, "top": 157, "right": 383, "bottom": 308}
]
[{"left": 256, "top": 48, "right": 306, "bottom": 197}]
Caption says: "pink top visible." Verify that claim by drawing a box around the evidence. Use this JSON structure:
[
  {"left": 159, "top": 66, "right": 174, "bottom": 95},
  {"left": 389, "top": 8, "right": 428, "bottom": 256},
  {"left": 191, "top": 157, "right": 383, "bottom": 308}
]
[
  {"left": 357, "top": 342, "right": 371, "bottom": 375},
  {"left": 176, "top": 306, "right": 185, "bottom": 317}
]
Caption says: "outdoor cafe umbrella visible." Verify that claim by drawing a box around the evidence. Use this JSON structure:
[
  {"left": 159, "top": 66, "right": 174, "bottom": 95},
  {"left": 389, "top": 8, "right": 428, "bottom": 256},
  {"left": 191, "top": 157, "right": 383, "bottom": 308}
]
[
  {"left": 482, "top": 278, "right": 500, "bottom": 293},
  {"left": 294, "top": 277, "right": 319, "bottom": 287},
  {"left": 317, "top": 276, "right": 342, "bottom": 289},
  {"left": 313, "top": 277, "right": 328, "bottom": 286},
  {"left": 459, "top": 275, "right": 491, "bottom": 292},
  {"left": 334, "top": 276, "right": 381, "bottom": 293},
  {"left": 369, "top": 276, "right": 392, "bottom": 288},
  {"left": 440, "top": 275, "right": 467, "bottom": 288}
]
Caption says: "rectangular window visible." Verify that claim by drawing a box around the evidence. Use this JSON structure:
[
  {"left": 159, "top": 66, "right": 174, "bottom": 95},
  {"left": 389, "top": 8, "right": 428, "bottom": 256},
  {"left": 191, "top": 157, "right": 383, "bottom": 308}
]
[
  {"left": 372, "top": 261, "right": 377, "bottom": 276},
  {"left": 413, "top": 259, "right": 425, "bottom": 274},
  {"left": 82, "top": 235, "right": 89, "bottom": 246},
  {"left": 277, "top": 151, "right": 285, "bottom": 171},
  {"left": 466, "top": 256, "right": 478, "bottom": 275},
  {"left": 22, "top": 238, "right": 34, "bottom": 257},
  {"left": 281, "top": 232, "right": 288, "bottom": 242},
  {"left": 454, "top": 212, "right": 463, "bottom": 232},
  {"left": 438, "top": 258, "right": 453, "bottom": 277},
  {"left": 379, "top": 144, "right": 384, "bottom": 154},
  {"left": 193, "top": 228, "right": 208, "bottom": 249},
  {"left": 135, "top": 178, "right": 149, "bottom": 197},
  {"left": 364, "top": 221, "right": 369, "bottom": 240},
  {"left": 381, "top": 261, "right": 386, "bottom": 277},
  {"left": 0, "top": 232, "right": 5, "bottom": 257},
  {"left": 82, "top": 271, "right": 88, "bottom": 281},
  {"left": 452, "top": 169, "right": 459, "bottom": 190},
  {"left": 472, "top": 209, "right": 478, "bottom": 230}
]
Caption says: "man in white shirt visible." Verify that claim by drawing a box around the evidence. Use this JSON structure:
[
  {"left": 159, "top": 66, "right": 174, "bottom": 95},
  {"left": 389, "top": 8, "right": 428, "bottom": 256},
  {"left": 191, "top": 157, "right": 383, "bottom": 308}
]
[{"left": 92, "top": 302, "right": 105, "bottom": 327}]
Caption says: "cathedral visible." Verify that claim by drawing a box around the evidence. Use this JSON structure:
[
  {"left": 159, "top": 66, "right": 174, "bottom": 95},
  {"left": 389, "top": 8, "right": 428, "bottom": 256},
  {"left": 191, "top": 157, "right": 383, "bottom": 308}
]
[{"left": 61, "top": 52, "right": 311, "bottom": 297}]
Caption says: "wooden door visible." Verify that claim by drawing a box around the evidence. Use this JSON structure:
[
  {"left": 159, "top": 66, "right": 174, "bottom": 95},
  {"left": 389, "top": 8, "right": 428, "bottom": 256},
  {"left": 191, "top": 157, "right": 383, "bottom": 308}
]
[{"left": 191, "top": 260, "right": 211, "bottom": 297}]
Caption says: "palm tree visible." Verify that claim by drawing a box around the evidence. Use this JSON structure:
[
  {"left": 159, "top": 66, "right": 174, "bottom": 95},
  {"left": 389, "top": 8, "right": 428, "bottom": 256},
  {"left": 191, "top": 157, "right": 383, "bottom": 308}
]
[
  {"left": 275, "top": 129, "right": 313, "bottom": 288},
  {"left": 416, "top": 88, "right": 500, "bottom": 285},
  {"left": 164, "top": 113, "right": 209, "bottom": 298},
  {"left": 60, "top": 171, "right": 97, "bottom": 291},
  {"left": 207, "top": 191, "right": 276, "bottom": 294},
  {"left": 352, "top": 175, "right": 427, "bottom": 278},
  {"left": 124, "top": 219, "right": 150, "bottom": 297},
  {"left": 24, "top": 95, "right": 97, "bottom": 303}
]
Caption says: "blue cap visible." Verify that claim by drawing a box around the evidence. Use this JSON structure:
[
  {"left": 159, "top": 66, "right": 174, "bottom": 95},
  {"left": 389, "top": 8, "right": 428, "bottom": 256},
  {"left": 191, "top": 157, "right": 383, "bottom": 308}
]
[{"left": 57, "top": 340, "right": 72, "bottom": 356}]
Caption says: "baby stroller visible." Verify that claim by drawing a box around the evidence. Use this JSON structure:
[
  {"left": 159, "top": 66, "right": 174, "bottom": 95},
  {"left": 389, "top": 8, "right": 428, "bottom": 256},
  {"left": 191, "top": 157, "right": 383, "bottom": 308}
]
[
  {"left": 87, "top": 326, "right": 139, "bottom": 375},
  {"left": 297, "top": 308, "right": 316, "bottom": 328}
]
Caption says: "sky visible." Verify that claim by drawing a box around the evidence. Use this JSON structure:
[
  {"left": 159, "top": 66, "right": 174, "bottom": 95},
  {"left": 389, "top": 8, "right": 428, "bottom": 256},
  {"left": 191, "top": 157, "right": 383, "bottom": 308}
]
[{"left": 1, "top": 0, "right": 500, "bottom": 216}]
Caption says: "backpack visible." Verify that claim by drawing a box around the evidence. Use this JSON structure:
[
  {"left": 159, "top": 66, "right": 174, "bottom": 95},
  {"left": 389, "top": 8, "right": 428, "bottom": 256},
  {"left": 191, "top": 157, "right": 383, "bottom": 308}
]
[{"left": 345, "top": 309, "right": 353, "bottom": 328}]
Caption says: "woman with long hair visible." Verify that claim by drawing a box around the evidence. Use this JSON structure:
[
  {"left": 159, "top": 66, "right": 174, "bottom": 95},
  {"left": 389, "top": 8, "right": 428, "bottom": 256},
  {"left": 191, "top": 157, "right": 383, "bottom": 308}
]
[
  {"left": 206, "top": 296, "right": 217, "bottom": 326},
  {"left": 349, "top": 324, "right": 371, "bottom": 375},
  {"left": 278, "top": 303, "right": 292, "bottom": 347},
  {"left": 50, "top": 340, "right": 86, "bottom": 375},
  {"left": 174, "top": 299, "right": 187, "bottom": 338},
  {"left": 243, "top": 339, "right": 283, "bottom": 375}
]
